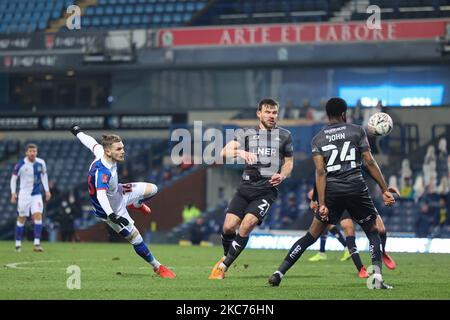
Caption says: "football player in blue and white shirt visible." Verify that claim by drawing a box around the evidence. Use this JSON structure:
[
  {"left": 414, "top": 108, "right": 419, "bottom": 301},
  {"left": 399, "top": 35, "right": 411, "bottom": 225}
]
[
  {"left": 70, "top": 124, "right": 175, "bottom": 278},
  {"left": 10, "top": 144, "right": 51, "bottom": 252}
]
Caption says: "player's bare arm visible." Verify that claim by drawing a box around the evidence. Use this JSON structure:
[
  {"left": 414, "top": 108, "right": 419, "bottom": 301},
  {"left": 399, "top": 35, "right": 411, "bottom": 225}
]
[
  {"left": 10, "top": 174, "right": 18, "bottom": 204},
  {"left": 361, "top": 150, "right": 396, "bottom": 206},
  {"left": 270, "top": 156, "right": 293, "bottom": 186},
  {"left": 220, "top": 140, "right": 257, "bottom": 164},
  {"left": 313, "top": 154, "right": 328, "bottom": 221}
]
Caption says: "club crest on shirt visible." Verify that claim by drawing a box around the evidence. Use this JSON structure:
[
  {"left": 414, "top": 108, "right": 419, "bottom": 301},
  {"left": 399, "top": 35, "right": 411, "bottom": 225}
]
[{"left": 102, "top": 174, "right": 109, "bottom": 184}]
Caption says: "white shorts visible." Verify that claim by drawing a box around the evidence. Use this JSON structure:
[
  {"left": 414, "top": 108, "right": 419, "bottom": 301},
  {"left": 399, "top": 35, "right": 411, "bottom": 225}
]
[
  {"left": 17, "top": 194, "right": 43, "bottom": 217},
  {"left": 103, "top": 182, "right": 156, "bottom": 235}
]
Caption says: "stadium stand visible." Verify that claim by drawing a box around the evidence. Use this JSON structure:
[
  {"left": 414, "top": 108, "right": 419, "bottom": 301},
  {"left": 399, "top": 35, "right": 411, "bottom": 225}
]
[
  {"left": 79, "top": 0, "right": 209, "bottom": 30},
  {"left": 1, "top": 0, "right": 450, "bottom": 34},
  {"left": 350, "top": 0, "right": 450, "bottom": 21},
  {"left": 0, "top": 0, "right": 75, "bottom": 33}
]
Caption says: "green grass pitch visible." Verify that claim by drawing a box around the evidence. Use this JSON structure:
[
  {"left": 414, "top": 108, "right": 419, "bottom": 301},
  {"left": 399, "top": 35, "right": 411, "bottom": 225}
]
[{"left": 1, "top": 241, "right": 450, "bottom": 300}]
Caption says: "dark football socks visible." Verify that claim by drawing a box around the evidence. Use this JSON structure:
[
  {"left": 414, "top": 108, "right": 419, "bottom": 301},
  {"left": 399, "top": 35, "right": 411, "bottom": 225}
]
[
  {"left": 346, "top": 235, "right": 364, "bottom": 271},
  {"left": 221, "top": 231, "right": 236, "bottom": 256},
  {"left": 278, "top": 232, "right": 317, "bottom": 275},
  {"left": 223, "top": 234, "right": 249, "bottom": 268}
]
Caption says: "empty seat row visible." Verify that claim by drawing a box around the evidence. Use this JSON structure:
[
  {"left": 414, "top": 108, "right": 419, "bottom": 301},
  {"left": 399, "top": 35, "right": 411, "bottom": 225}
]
[
  {"left": 85, "top": 2, "right": 204, "bottom": 16},
  {"left": 82, "top": 13, "right": 192, "bottom": 26},
  {"left": 0, "top": 21, "right": 48, "bottom": 33},
  {"left": 0, "top": 10, "right": 61, "bottom": 22}
]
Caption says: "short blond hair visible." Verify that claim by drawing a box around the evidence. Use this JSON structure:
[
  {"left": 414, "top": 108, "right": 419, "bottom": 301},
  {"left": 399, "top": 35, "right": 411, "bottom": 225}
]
[{"left": 101, "top": 134, "right": 122, "bottom": 149}]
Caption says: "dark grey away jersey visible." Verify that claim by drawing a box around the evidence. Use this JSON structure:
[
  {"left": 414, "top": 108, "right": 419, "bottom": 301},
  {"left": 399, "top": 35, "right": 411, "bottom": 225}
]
[
  {"left": 234, "top": 126, "right": 293, "bottom": 188},
  {"left": 311, "top": 122, "right": 371, "bottom": 194}
]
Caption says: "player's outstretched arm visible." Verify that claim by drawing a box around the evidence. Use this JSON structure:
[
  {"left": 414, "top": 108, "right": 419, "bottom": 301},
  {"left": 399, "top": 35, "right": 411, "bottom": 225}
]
[
  {"left": 10, "top": 174, "right": 18, "bottom": 204},
  {"left": 270, "top": 156, "right": 293, "bottom": 186},
  {"left": 313, "top": 154, "right": 328, "bottom": 221},
  {"left": 220, "top": 140, "right": 257, "bottom": 164},
  {"left": 40, "top": 160, "right": 51, "bottom": 201},
  {"left": 70, "top": 124, "right": 103, "bottom": 158},
  {"left": 362, "top": 151, "right": 395, "bottom": 206}
]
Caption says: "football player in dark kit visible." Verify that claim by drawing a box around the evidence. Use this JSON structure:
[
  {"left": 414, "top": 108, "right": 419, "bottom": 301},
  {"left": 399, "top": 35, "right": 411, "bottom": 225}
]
[
  {"left": 268, "top": 97, "right": 398, "bottom": 289},
  {"left": 209, "top": 98, "right": 294, "bottom": 280}
]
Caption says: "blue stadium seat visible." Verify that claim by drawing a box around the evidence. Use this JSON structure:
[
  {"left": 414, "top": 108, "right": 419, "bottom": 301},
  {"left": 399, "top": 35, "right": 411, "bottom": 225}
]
[
  {"left": 18, "top": 23, "right": 27, "bottom": 33},
  {"left": 85, "top": 6, "right": 95, "bottom": 15},
  {"left": 98, "top": 0, "right": 108, "bottom": 5},
  {"left": 52, "top": 10, "right": 61, "bottom": 19},
  {"left": 173, "top": 13, "right": 182, "bottom": 23},
  {"left": 95, "top": 6, "right": 105, "bottom": 15},
  {"left": 4, "top": 13, "right": 13, "bottom": 22},
  {"left": 155, "top": 3, "right": 164, "bottom": 13},
  {"left": 31, "top": 11, "right": 41, "bottom": 22},
  {"left": 105, "top": 6, "right": 114, "bottom": 15},
  {"left": 144, "top": 4, "right": 154, "bottom": 13},
  {"left": 38, "top": 21, "right": 48, "bottom": 30},
  {"left": 35, "top": 2, "right": 45, "bottom": 11},
  {"left": 122, "top": 15, "right": 131, "bottom": 25},
  {"left": 112, "top": 16, "right": 121, "bottom": 25},
  {"left": 13, "top": 12, "right": 22, "bottom": 21},
  {"left": 115, "top": 5, "right": 125, "bottom": 15},
  {"left": 101, "top": 16, "right": 111, "bottom": 25},
  {"left": 41, "top": 12, "right": 51, "bottom": 20},
  {"left": 9, "top": 2, "right": 19, "bottom": 10},
  {"left": 153, "top": 14, "right": 162, "bottom": 24},
  {"left": 132, "top": 15, "right": 141, "bottom": 24},
  {"left": 92, "top": 16, "right": 100, "bottom": 26},
  {"left": 175, "top": 2, "right": 184, "bottom": 12},
  {"left": 183, "top": 13, "right": 192, "bottom": 22},
  {"left": 45, "top": 1, "right": 54, "bottom": 11},
  {"left": 196, "top": 2, "right": 205, "bottom": 11},
  {"left": 82, "top": 16, "right": 92, "bottom": 27},
  {"left": 186, "top": 2, "right": 195, "bottom": 12},
  {"left": 125, "top": 5, "right": 134, "bottom": 14},
  {"left": 55, "top": 2, "right": 64, "bottom": 11},
  {"left": 142, "top": 15, "right": 151, "bottom": 24},
  {"left": 166, "top": 3, "right": 175, "bottom": 12},
  {"left": 136, "top": 5, "right": 144, "bottom": 14},
  {"left": 17, "top": 3, "right": 26, "bottom": 11},
  {"left": 163, "top": 14, "right": 172, "bottom": 23},
  {"left": 118, "top": 0, "right": 127, "bottom": 5}
]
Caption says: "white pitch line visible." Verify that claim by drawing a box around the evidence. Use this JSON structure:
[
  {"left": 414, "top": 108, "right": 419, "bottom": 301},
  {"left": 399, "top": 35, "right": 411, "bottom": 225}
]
[{"left": 5, "top": 260, "right": 63, "bottom": 270}]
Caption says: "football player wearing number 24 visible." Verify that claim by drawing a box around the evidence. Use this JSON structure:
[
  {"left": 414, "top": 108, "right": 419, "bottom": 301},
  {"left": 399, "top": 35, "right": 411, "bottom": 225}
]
[{"left": 268, "top": 98, "right": 398, "bottom": 289}]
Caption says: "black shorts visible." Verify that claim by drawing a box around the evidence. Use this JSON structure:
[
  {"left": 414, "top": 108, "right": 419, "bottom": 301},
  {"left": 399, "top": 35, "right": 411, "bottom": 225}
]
[
  {"left": 315, "top": 189, "right": 378, "bottom": 226},
  {"left": 341, "top": 211, "right": 351, "bottom": 221},
  {"left": 340, "top": 207, "right": 379, "bottom": 222},
  {"left": 227, "top": 184, "right": 278, "bottom": 224}
]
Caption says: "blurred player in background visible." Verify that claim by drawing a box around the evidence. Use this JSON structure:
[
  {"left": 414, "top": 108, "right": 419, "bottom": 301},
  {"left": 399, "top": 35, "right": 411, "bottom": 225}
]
[
  {"left": 268, "top": 97, "right": 398, "bottom": 289},
  {"left": 70, "top": 124, "right": 175, "bottom": 278},
  {"left": 10, "top": 144, "right": 51, "bottom": 252},
  {"left": 209, "top": 98, "right": 294, "bottom": 280}
]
